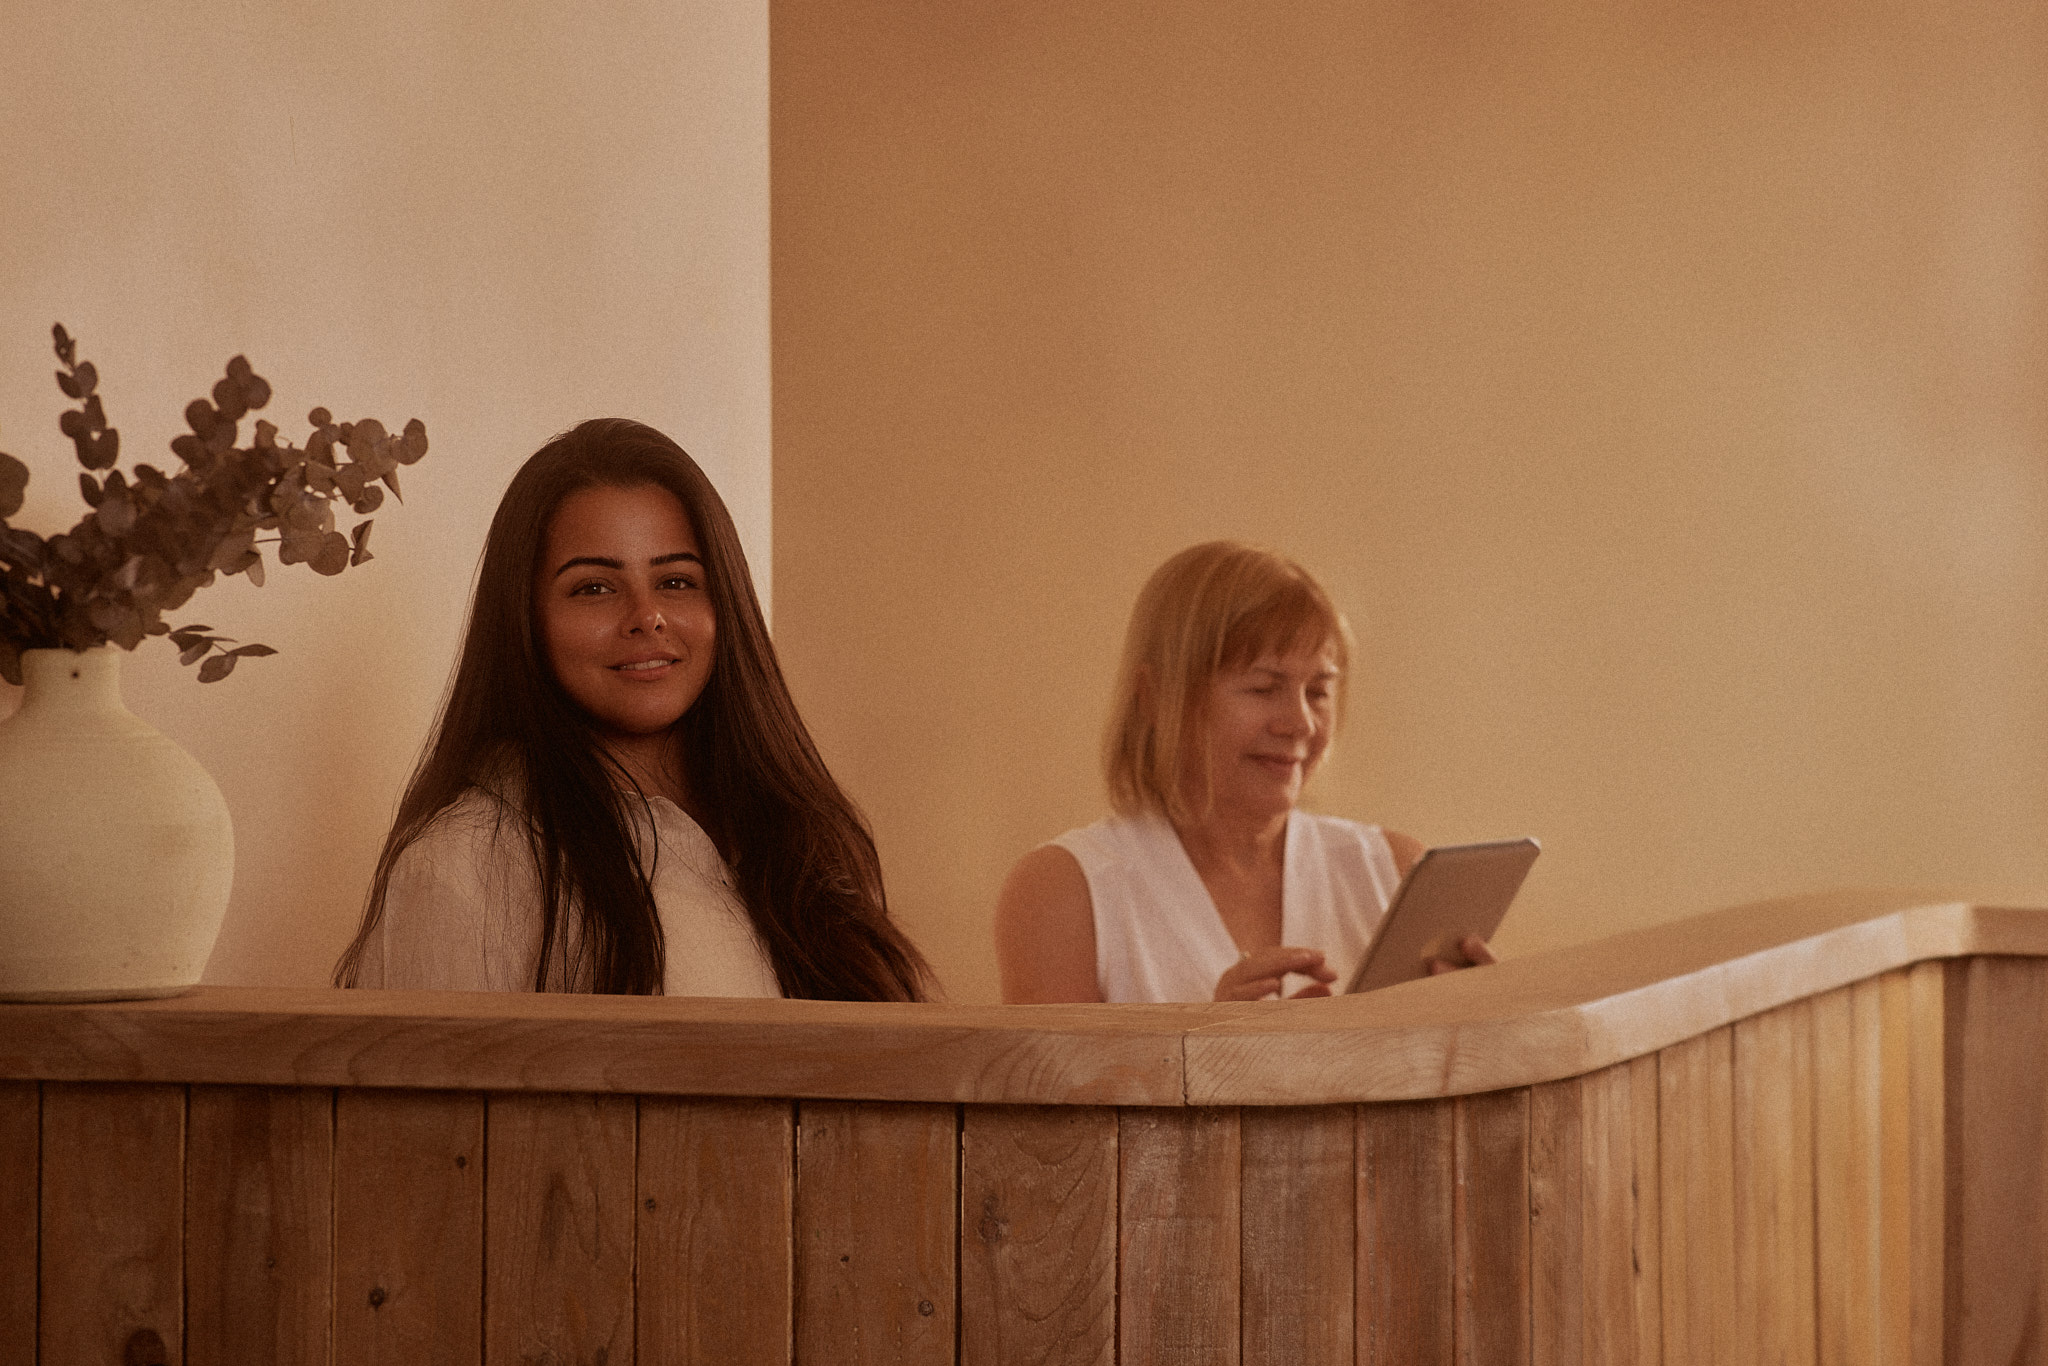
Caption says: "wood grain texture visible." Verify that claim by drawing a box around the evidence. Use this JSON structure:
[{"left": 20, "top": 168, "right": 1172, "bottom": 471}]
[
  {"left": 1241, "top": 1106, "right": 1353, "bottom": 1366},
  {"left": 1578, "top": 1063, "right": 1639, "bottom": 1366},
  {"left": 1181, "top": 895, "right": 2048, "bottom": 1104},
  {"left": 1119, "top": 1107, "right": 1241, "bottom": 1366},
  {"left": 1942, "top": 956, "right": 2048, "bottom": 1366},
  {"left": 1629, "top": 1054, "right": 1663, "bottom": 1366},
  {"left": 0, "top": 988, "right": 1204, "bottom": 1105},
  {"left": 334, "top": 1089, "right": 484, "bottom": 1364},
  {"left": 1815, "top": 983, "right": 1881, "bottom": 1366},
  {"left": 485, "top": 1092, "right": 636, "bottom": 1366},
  {"left": 796, "top": 1101, "right": 958, "bottom": 1366},
  {"left": 1530, "top": 1079, "right": 1583, "bottom": 1366},
  {"left": 185, "top": 1086, "right": 334, "bottom": 1366},
  {"left": 1456, "top": 1088, "right": 1530, "bottom": 1366},
  {"left": 1905, "top": 960, "right": 1944, "bottom": 1366},
  {"left": 1359, "top": 1100, "right": 1456, "bottom": 1366},
  {"left": 638, "top": 1098, "right": 795, "bottom": 1366},
  {"left": 0, "top": 1083, "right": 36, "bottom": 1366},
  {"left": 1877, "top": 971, "right": 1913, "bottom": 1366},
  {"left": 38, "top": 1082, "right": 184, "bottom": 1366},
  {"left": 959, "top": 1105, "right": 1116, "bottom": 1366},
  {"left": 1659, "top": 1029, "right": 1736, "bottom": 1366},
  {"left": 1733, "top": 998, "right": 1814, "bottom": 1366}
]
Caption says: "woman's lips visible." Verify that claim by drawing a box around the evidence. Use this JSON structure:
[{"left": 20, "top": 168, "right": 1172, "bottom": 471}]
[{"left": 614, "top": 657, "right": 678, "bottom": 674}]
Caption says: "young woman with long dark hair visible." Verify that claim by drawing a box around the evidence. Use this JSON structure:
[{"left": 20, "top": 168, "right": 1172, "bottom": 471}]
[{"left": 335, "top": 418, "right": 931, "bottom": 1001}]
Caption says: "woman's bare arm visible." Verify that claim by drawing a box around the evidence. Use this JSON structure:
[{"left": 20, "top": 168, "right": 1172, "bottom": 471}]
[{"left": 993, "top": 844, "right": 1103, "bottom": 1003}]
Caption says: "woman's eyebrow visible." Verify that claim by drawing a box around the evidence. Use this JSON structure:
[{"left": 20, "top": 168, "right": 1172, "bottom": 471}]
[{"left": 552, "top": 551, "right": 703, "bottom": 579}]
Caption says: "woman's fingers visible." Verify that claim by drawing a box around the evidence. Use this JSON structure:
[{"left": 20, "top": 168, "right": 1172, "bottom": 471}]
[{"left": 1214, "top": 946, "right": 1332, "bottom": 1001}]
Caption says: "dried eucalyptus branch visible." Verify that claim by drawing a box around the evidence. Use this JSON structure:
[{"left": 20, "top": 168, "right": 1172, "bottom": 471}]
[{"left": 0, "top": 324, "right": 427, "bottom": 685}]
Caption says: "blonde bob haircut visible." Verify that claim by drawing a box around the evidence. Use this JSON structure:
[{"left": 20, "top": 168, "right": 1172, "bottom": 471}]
[{"left": 1105, "top": 541, "right": 1353, "bottom": 826}]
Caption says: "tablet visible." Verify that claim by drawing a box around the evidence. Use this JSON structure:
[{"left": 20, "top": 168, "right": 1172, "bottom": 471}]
[{"left": 1343, "top": 838, "right": 1540, "bottom": 994}]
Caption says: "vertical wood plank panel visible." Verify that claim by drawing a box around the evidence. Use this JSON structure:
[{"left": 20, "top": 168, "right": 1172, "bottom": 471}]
[
  {"left": 186, "top": 1085, "right": 334, "bottom": 1366},
  {"left": 1905, "top": 960, "right": 1944, "bottom": 1366},
  {"left": 796, "top": 1100, "right": 958, "bottom": 1366},
  {"left": 1579, "top": 1064, "right": 1638, "bottom": 1366},
  {"left": 960, "top": 1105, "right": 1115, "bottom": 1366},
  {"left": 1241, "top": 1106, "right": 1352, "bottom": 1366},
  {"left": 39, "top": 1082, "right": 184, "bottom": 1366},
  {"left": 1456, "top": 1088, "right": 1530, "bottom": 1366},
  {"left": 1943, "top": 956, "right": 2048, "bottom": 1366},
  {"left": 639, "top": 1098, "right": 795, "bottom": 1366},
  {"left": 1877, "top": 970, "right": 1913, "bottom": 1366},
  {"left": 1629, "top": 1055, "right": 1662, "bottom": 1366},
  {"left": 334, "top": 1090, "right": 484, "bottom": 1364},
  {"left": 1119, "top": 1106, "right": 1240, "bottom": 1366},
  {"left": 486, "top": 1092, "right": 637, "bottom": 1366},
  {"left": 0, "top": 1082, "right": 36, "bottom": 1366},
  {"left": 1659, "top": 1029, "right": 1735, "bottom": 1366},
  {"left": 1733, "top": 999, "right": 1815, "bottom": 1366},
  {"left": 1530, "top": 1079, "right": 1583, "bottom": 1366},
  {"left": 1815, "top": 983, "right": 1880, "bottom": 1366},
  {"left": 1360, "top": 1100, "right": 1456, "bottom": 1366}
]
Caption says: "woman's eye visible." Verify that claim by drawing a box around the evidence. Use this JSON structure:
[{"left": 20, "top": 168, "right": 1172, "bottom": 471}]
[
  {"left": 568, "top": 580, "right": 614, "bottom": 597},
  {"left": 660, "top": 574, "right": 702, "bottom": 592}
]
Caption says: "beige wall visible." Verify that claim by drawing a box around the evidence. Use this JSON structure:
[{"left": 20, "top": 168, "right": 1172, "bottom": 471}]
[
  {"left": 0, "top": 0, "right": 769, "bottom": 985},
  {"left": 773, "top": 0, "right": 2048, "bottom": 1003}
]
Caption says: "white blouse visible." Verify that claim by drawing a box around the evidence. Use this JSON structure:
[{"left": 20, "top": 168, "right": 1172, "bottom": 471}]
[
  {"left": 354, "top": 788, "right": 783, "bottom": 997},
  {"left": 1051, "top": 809, "right": 1401, "bottom": 1003}
]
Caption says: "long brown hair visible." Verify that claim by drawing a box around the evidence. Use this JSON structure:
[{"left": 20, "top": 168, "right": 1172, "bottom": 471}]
[{"left": 335, "top": 418, "right": 931, "bottom": 1000}]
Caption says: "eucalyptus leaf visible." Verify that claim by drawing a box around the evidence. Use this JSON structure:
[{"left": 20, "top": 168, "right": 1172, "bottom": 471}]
[
  {"left": 349, "top": 519, "right": 374, "bottom": 566},
  {"left": 309, "top": 531, "right": 350, "bottom": 576},
  {"left": 99, "top": 494, "right": 136, "bottom": 537},
  {"left": 197, "top": 652, "right": 237, "bottom": 682},
  {"left": 1, "top": 451, "right": 30, "bottom": 517},
  {"left": 228, "top": 643, "right": 276, "bottom": 658}
]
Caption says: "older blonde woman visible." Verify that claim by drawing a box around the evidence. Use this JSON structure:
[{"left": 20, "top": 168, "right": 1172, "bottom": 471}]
[{"left": 995, "top": 541, "right": 1492, "bottom": 1003}]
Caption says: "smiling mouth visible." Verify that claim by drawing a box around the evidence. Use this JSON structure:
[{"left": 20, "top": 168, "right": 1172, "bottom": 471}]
[{"left": 615, "top": 658, "right": 678, "bottom": 672}]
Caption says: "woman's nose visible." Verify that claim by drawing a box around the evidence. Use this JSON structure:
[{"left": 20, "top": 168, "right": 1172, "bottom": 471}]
[
  {"left": 1273, "top": 692, "right": 1315, "bottom": 734},
  {"left": 622, "top": 593, "right": 666, "bottom": 636}
]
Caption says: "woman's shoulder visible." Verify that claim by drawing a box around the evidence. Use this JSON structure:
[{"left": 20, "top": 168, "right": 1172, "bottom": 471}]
[
  {"left": 356, "top": 788, "right": 542, "bottom": 992},
  {"left": 1046, "top": 810, "right": 1175, "bottom": 867},
  {"left": 1292, "top": 811, "right": 1421, "bottom": 877}
]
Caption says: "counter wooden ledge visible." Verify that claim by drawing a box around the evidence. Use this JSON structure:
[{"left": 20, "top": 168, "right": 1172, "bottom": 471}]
[{"left": 3, "top": 890, "right": 2045, "bottom": 1106}]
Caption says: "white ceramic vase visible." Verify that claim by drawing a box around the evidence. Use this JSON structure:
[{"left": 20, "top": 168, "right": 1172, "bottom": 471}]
[{"left": 0, "top": 645, "right": 234, "bottom": 1000}]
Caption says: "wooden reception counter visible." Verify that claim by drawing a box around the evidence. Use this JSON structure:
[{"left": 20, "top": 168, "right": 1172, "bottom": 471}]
[{"left": 3, "top": 889, "right": 2047, "bottom": 1364}]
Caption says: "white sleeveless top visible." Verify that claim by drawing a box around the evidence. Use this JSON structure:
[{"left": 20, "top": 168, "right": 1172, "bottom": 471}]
[
  {"left": 355, "top": 788, "right": 783, "bottom": 998},
  {"left": 1051, "top": 810, "right": 1401, "bottom": 1003}
]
